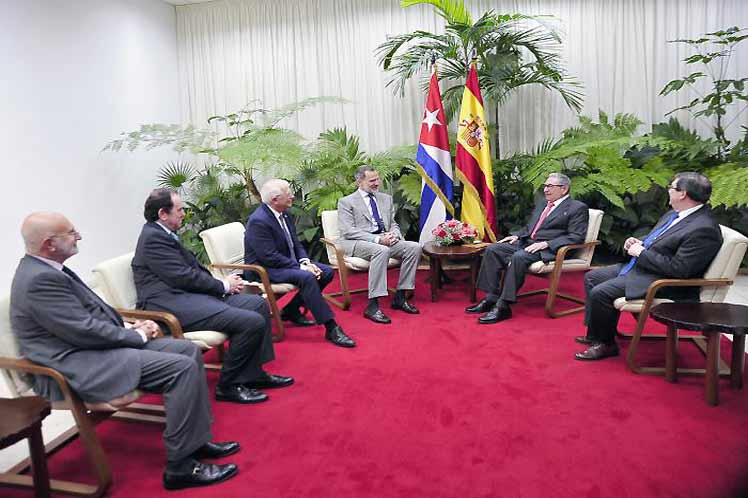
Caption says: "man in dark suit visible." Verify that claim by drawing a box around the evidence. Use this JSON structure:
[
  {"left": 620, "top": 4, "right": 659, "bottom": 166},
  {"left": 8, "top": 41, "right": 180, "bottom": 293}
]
[
  {"left": 11, "top": 212, "right": 239, "bottom": 490},
  {"left": 244, "top": 179, "right": 355, "bottom": 348},
  {"left": 133, "top": 189, "right": 293, "bottom": 404},
  {"left": 467, "top": 173, "right": 589, "bottom": 324},
  {"left": 575, "top": 172, "right": 723, "bottom": 360}
]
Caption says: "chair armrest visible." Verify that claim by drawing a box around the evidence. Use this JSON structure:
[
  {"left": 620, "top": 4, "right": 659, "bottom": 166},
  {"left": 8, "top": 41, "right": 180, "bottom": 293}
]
[
  {"left": 0, "top": 356, "right": 83, "bottom": 406},
  {"left": 638, "top": 278, "right": 733, "bottom": 316},
  {"left": 553, "top": 240, "right": 601, "bottom": 265},
  {"left": 210, "top": 263, "right": 273, "bottom": 296},
  {"left": 320, "top": 238, "right": 345, "bottom": 268},
  {"left": 116, "top": 308, "right": 185, "bottom": 339}
]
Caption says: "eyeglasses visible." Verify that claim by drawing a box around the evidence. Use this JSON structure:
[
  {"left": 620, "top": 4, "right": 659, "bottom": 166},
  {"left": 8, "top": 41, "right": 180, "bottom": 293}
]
[
  {"left": 50, "top": 229, "right": 80, "bottom": 239},
  {"left": 542, "top": 184, "right": 565, "bottom": 189},
  {"left": 667, "top": 185, "right": 682, "bottom": 192}
]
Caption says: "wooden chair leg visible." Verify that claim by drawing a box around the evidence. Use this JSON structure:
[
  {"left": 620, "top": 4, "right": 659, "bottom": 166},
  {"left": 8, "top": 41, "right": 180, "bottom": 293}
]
[
  {"left": 626, "top": 311, "right": 650, "bottom": 373},
  {"left": 263, "top": 289, "right": 285, "bottom": 341},
  {"left": 324, "top": 265, "right": 353, "bottom": 310}
]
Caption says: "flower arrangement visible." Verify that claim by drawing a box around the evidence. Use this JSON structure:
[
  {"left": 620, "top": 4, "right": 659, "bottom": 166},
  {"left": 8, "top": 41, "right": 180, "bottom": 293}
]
[{"left": 431, "top": 219, "right": 479, "bottom": 246}]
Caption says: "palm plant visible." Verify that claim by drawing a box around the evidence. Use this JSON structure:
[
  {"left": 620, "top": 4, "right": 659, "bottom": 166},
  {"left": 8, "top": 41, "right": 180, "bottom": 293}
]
[{"left": 376, "top": 0, "right": 583, "bottom": 157}]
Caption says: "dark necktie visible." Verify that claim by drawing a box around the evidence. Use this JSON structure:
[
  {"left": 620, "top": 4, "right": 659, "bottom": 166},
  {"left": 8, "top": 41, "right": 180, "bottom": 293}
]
[
  {"left": 619, "top": 212, "right": 680, "bottom": 276},
  {"left": 279, "top": 214, "right": 294, "bottom": 256},
  {"left": 62, "top": 266, "right": 122, "bottom": 325},
  {"left": 368, "top": 194, "right": 385, "bottom": 233}
]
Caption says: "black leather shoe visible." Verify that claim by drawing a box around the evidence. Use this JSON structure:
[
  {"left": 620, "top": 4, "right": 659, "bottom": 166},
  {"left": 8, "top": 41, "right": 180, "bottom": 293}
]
[
  {"left": 325, "top": 325, "right": 356, "bottom": 348},
  {"left": 163, "top": 462, "right": 238, "bottom": 490},
  {"left": 364, "top": 308, "right": 392, "bottom": 324},
  {"left": 215, "top": 385, "right": 268, "bottom": 404},
  {"left": 465, "top": 299, "right": 494, "bottom": 314},
  {"left": 574, "top": 336, "right": 594, "bottom": 345},
  {"left": 391, "top": 300, "right": 419, "bottom": 314},
  {"left": 192, "top": 441, "right": 241, "bottom": 460},
  {"left": 478, "top": 303, "right": 512, "bottom": 324},
  {"left": 244, "top": 373, "right": 294, "bottom": 390},
  {"left": 575, "top": 342, "right": 619, "bottom": 361},
  {"left": 280, "top": 309, "right": 315, "bottom": 327}
]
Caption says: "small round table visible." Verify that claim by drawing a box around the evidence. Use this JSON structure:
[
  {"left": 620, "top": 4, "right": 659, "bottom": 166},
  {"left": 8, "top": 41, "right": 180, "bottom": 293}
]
[
  {"left": 649, "top": 302, "right": 747, "bottom": 406},
  {"left": 422, "top": 242, "right": 488, "bottom": 302},
  {"left": 0, "top": 396, "right": 52, "bottom": 497}
]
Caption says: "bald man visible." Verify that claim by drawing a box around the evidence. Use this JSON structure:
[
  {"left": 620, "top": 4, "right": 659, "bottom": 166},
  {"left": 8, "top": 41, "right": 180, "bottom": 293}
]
[{"left": 10, "top": 212, "right": 239, "bottom": 490}]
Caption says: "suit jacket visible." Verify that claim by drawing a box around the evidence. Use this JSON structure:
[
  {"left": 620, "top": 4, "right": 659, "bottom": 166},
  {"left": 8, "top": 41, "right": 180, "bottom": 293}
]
[
  {"left": 244, "top": 204, "right": 308, "bottom": 282},
  {"left": 132, "top": 221, "right": 228, "bottom": 327},
  {"left": 623, "top": 206, "right": 722, "bottom": 300},
  {"left": 10, "top": 255, "right": 146, "bottom": 402},
  {"left": 514, "top": 197, "right": 589, "bottom": 262},
  {"left": 336, "top": 190, "right": 401, "bottom": 254}
]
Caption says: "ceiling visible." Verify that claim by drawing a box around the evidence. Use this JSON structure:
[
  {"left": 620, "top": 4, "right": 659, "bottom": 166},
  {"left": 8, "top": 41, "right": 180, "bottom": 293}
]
[{"left": 162, "top": 0, "right": 217, "bottom": 5}]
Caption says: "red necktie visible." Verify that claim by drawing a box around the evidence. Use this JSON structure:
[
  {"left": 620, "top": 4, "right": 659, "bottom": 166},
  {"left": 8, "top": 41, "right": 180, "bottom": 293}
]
[{"left": 530, "top": 201, "right": 554, "bottom": 239}]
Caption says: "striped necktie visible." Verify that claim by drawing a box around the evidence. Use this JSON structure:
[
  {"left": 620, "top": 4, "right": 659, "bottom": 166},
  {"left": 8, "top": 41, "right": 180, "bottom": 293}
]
[{"left": 619, "top": 212, "right": 680, "bottom": 276}]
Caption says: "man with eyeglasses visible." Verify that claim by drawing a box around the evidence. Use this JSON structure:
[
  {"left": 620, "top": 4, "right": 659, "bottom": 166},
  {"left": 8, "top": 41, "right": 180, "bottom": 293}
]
[
  {"left": 467, "top": 173, "right": 589, "bottom": 324},
  {"left": 575, "top": 172, "right": 722, "bottom": 361},
  {"left": 10, "top": 212, "right": 240, "bottom": 489}
]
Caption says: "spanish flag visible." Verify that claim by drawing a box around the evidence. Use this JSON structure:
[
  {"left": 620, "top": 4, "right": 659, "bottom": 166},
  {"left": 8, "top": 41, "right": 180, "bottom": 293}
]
[{"left": 455, "top": 62, "right": 496, "bottom": 242}]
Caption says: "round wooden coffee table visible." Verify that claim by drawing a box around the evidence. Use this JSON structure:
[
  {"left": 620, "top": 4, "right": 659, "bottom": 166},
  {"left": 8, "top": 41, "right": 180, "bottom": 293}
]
[
  {"left": 422, "top": 242, "right": 488, "bottom": 302},
  {"left": 649, "top": 302, "right": 748, "bottom": 406}
]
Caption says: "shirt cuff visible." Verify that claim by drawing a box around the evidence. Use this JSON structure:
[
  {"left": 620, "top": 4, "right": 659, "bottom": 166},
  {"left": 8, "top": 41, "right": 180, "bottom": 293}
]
[
  {"left": 299, "top": 258, "right": 311, "bottom": 265},
  {"left": 134, "top": 328, "right": 148, "bottom": 343},
  {"left": 374, "top": 235, "right": 380, "bottom": 244},
  {"left": 221, "top": 278, "right": 230, "bottom": 293}
]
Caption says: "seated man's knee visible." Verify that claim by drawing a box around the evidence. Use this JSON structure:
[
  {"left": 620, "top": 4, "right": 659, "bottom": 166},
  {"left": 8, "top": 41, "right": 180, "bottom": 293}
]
[{"left": 371, "top": 244, "right": 390, "bottom": 259}]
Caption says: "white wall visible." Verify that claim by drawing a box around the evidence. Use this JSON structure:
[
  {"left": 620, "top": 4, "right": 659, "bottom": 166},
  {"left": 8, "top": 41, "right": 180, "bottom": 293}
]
[
  {"left": 0, "top": 0, "right": 180, "bottom": 288},
  {"left": 0, "top": 0, "right": 181, "bottom": 471}
]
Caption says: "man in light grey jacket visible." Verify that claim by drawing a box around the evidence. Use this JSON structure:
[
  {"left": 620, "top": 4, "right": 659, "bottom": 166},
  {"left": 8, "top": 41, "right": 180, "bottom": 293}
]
[
  {"left": 10, "top": 212, "right": 239, "bottom": 490},
  {"left": 336, "top": 166, "right": 421, "bottom": 324}
]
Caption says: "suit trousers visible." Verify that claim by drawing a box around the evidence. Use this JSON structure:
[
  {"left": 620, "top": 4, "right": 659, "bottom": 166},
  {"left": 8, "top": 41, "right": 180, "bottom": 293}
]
[
  {"left": 275, "top": 264, "right": 335, "bottom": 324},
  {"left": 583, "top": 264, "right": 626, "bottom": 344},
  {"left": 185, "top": 293, "right": 275, "bottom": 388},
  {"left": 137, "top": 338, "right": 212, "bottom": 462},
  {"left": 476, "top": 241, "right": 543, "bottom": 303},
  {"left": 349, "top": 239, "right": 421, "bottom": 299}
]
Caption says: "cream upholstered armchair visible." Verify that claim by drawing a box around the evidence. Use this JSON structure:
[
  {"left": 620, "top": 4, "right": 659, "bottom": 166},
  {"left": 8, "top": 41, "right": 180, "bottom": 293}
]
[
  {"left": 320, "top": 209, "right": 400, "bottom": 310},
  {"left": 92, "top": 252, "right": 228, "bottom": 368},
  {"left": 621, "top": 225, "right": 748, "bottom": 376},
  {"left": 518, "top": 208, "right": 604, "bottom": 317},
  {"left": 0, "top": 294, "right": 164, "bottom": 498},
  {"left": 199, "top": 222, "right": 295, "bottom": 341}
]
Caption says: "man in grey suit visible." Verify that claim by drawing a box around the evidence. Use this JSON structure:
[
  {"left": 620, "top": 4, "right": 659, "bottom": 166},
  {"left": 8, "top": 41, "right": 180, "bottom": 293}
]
[
  {"left": 337, "top": 166, "right": 421, "bottom": 324},
  {"left": 10, "top": 212, "right": 239, "bottom": 490}
]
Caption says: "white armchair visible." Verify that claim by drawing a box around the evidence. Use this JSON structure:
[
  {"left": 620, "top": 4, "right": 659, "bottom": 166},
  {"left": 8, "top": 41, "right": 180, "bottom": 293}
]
[
  {"left": 0, "top": 294, "right": 164, "bottom": 498},
  {"left": 199, "top": 222, "right": 296, "bottom": 341},
  {"left": 92, "top": 252, "right": 228, "bottom": 368},
  {"left": 621, "top": 225, "right": 748, "bottom": 376},
  {"left": 518, "top": 209, "right": 605, "bottom": 317}
]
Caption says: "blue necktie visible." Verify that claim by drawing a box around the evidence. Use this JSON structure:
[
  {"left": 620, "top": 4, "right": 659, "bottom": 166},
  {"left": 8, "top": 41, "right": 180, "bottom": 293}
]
[
  {"left": 169, "top": 231, "right": 180, "bottom": 242},
  {"left": 368, "top": 194, "right": 385, "bottom": 233},
  {"left": 619, "top": 212, "right": 680, "bottom": 276}
]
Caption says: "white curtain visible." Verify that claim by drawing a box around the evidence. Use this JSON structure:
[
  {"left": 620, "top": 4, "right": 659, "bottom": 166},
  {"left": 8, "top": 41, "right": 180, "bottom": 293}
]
[{"left": 176, "top": 0, "right": 748, "bottom": 156}]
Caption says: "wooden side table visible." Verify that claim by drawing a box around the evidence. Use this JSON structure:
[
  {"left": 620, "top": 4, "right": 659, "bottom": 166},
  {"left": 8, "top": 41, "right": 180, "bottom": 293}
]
[
  {"left": 0, "top": 396, "right": 52, "bottom": 497},
  {"left": 649, "top": 302, "right": 747, "bottom": 406},
  {"left": 422, "top": 242, "right": 488, "bottom": 302}
]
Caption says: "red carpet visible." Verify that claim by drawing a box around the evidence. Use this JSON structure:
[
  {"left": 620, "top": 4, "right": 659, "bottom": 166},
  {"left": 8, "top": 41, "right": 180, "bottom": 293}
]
[{"left": 5, "top": 270, "right": 748, "bottom": 498}]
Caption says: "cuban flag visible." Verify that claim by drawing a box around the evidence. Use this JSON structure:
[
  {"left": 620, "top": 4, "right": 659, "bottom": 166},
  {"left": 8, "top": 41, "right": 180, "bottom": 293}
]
[{"left": 417, "top": 69, "right": 454, "bottom": 245}]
